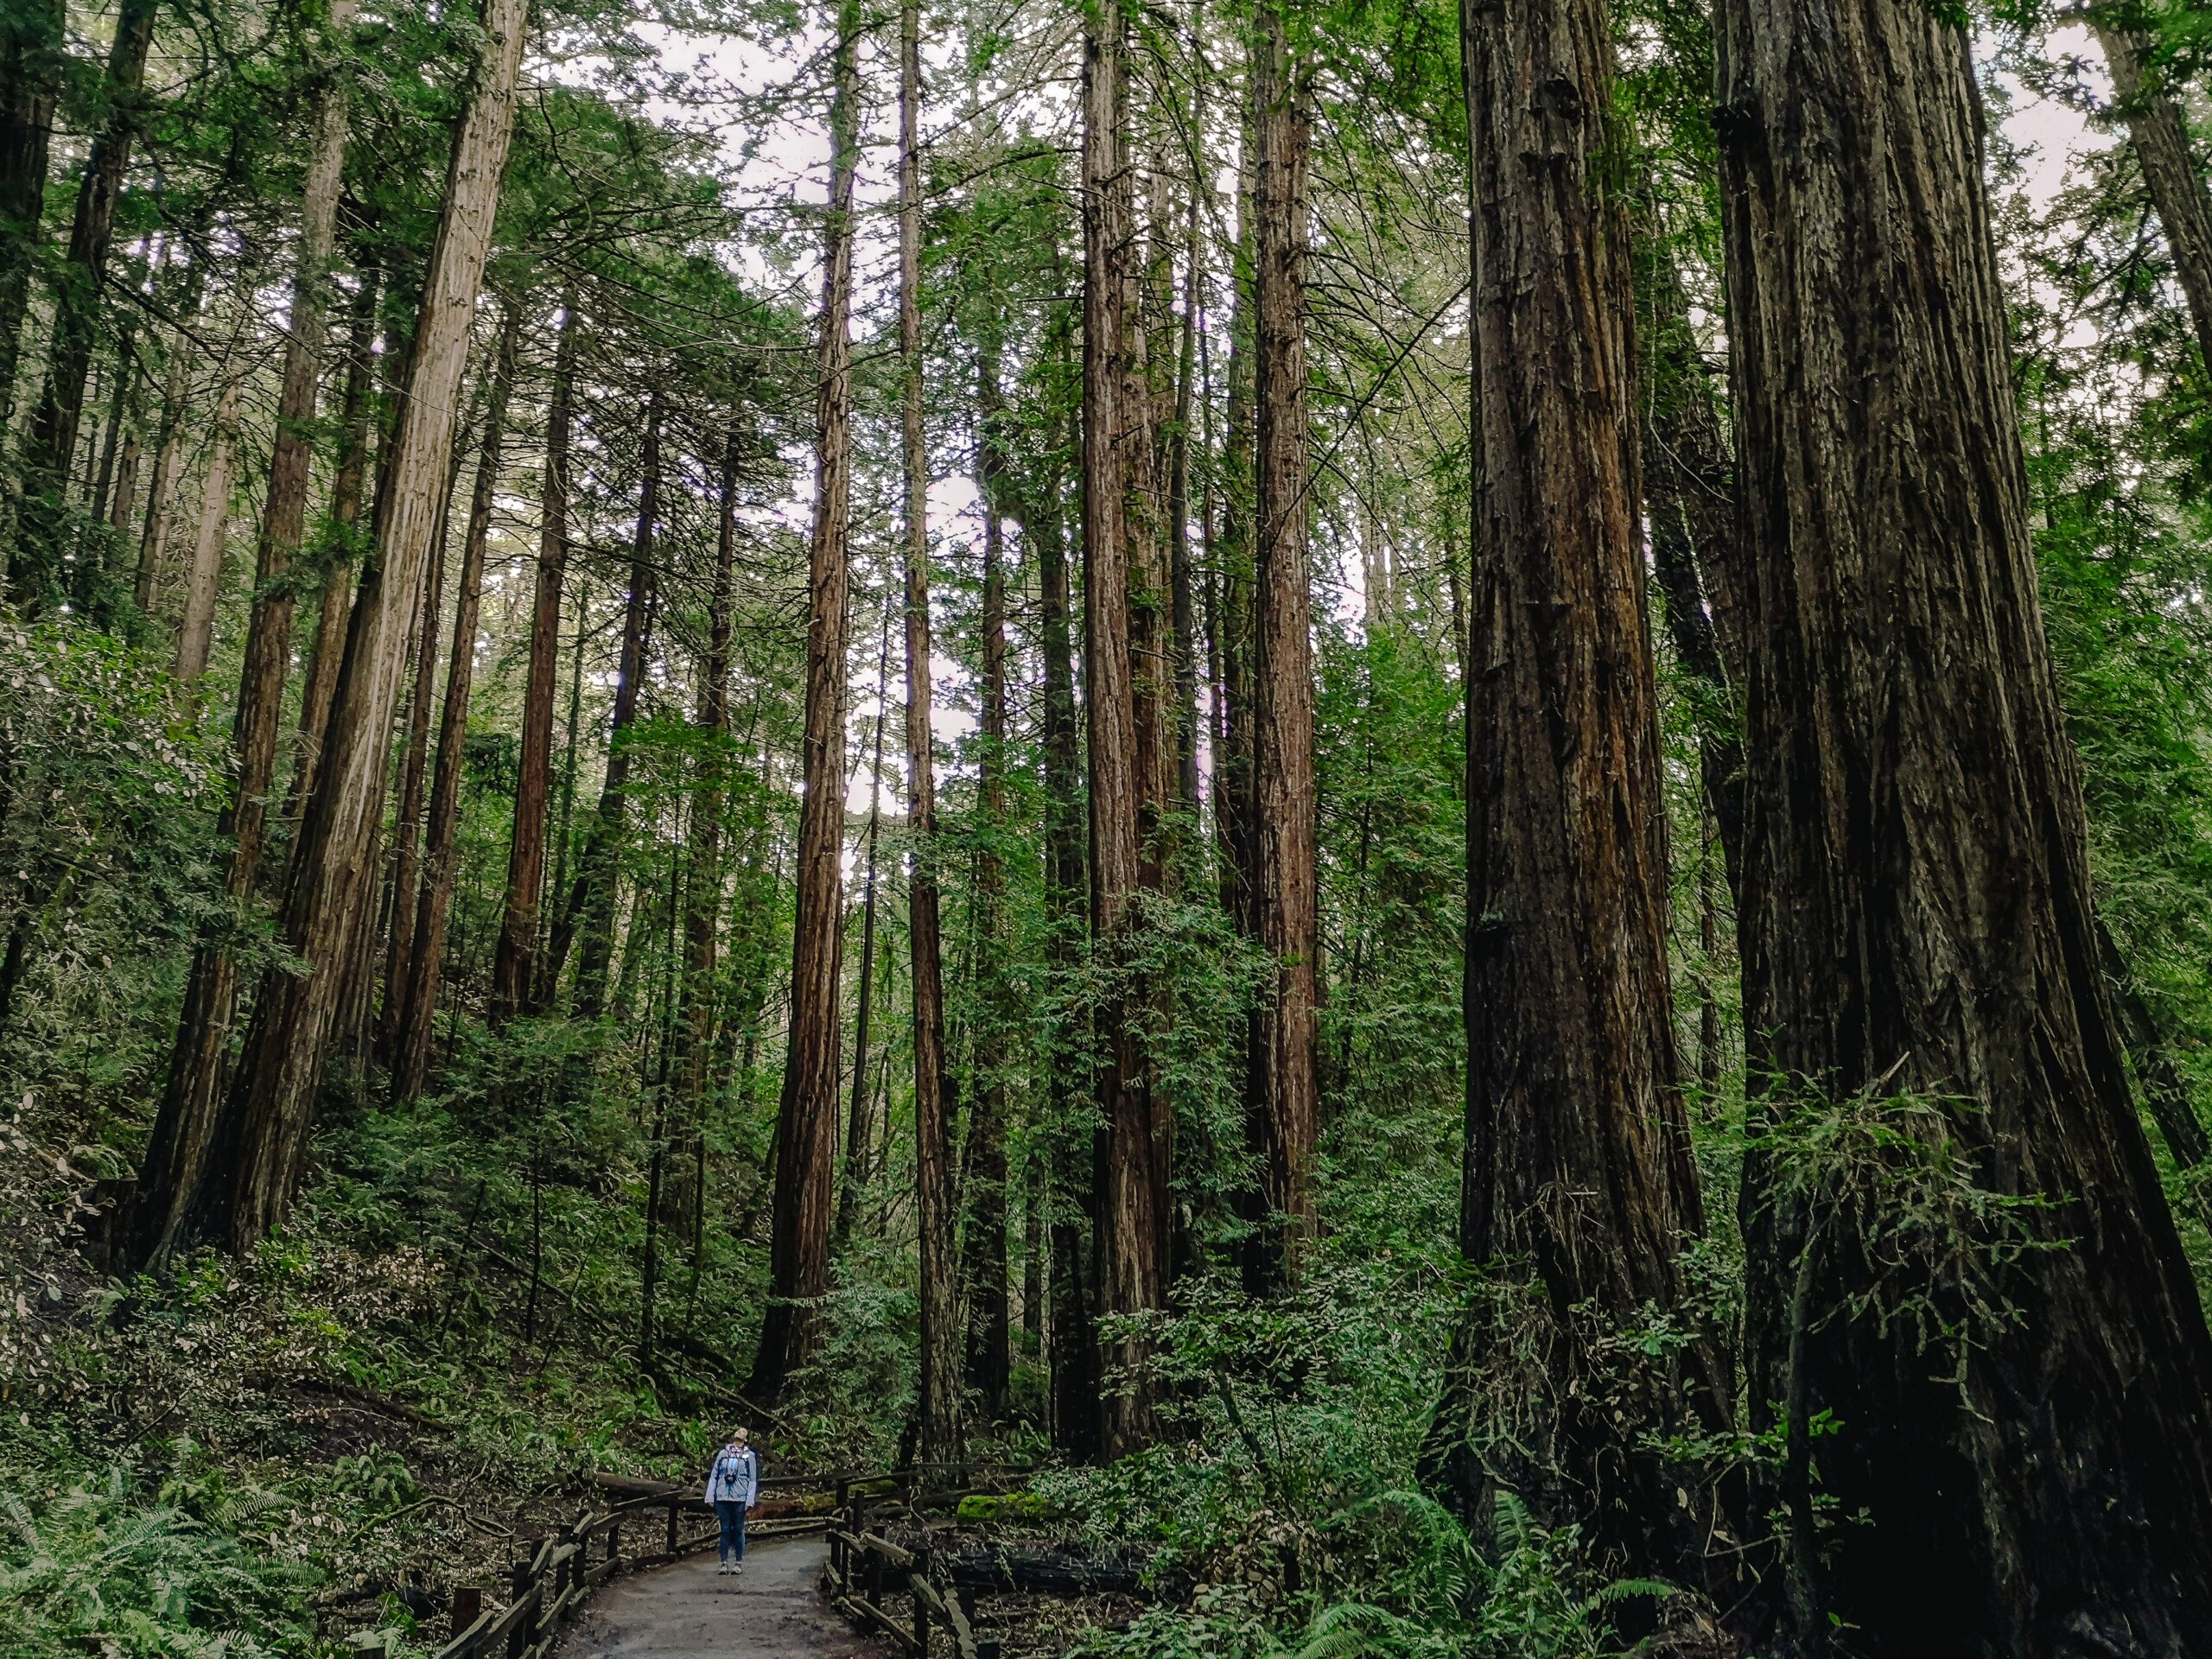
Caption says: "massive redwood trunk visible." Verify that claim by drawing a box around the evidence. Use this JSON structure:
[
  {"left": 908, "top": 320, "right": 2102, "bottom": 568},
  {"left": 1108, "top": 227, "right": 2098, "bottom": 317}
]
[
  {"left": 548, "top": 389, "right": 661, "bottom": 1017},
  {"left": 1716, "top": 0, "right": 2212, "bottom": 1646},
  {"left": 198, "top": 0, "right": 531, "bottom": 1249},
  {"left": 1083, "top": 0, "right": 1168, "bottom": 1458},
  {"left": 1242, "top": 4, "right": 1318, "bottom": 1294},
  {"left": 1420, "top": 0, "right": 1727, "bottom": 1585},
  {"left": 2092, "top": 15, "right": 2212, "bottom": 370},
  {"left": 128, "top": 0, "right": 358, "bottom": 1266},
  {"left": 16, "top": 0, "right": 156, "bottom": 611},
  {"left": 493, "top": 295, "right": 576, "bottom": 1022},
  {"left": 392, "top": 300, "right": 521, "bottom": 1103},
  {"left": 750, "top": 0, "right": 858, "bottom": 1405},
  {"left": 0, "top": 0, "right": 61, "bottom": 427},
  {"left": 898, "top": 0, "right": 962, "bottom": 1461}
]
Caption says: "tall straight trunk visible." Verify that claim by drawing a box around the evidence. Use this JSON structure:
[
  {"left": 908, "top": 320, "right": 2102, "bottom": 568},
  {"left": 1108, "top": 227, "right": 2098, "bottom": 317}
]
[
  {"left": 290, "top": 270, "right": 381, "bottom": 830},
  {"left": 1242, "top": 4, "right": 1318, "bottom": 1295},
  {"left": 1715, "top": 0, "right": 2212, "bottom": 1644},
  {"left": 16, "top": 0, "right": 157, "bottom": 608},
  {"left": 1025, "top": 315, "right": 1096, "bottom": 1457},
  {"left": 88, "top": 344, "right": 131, "bottom": 525},
  {"left": 751, "top": 0, "right": 858, "bottom": 1405},
  {"left": 172, "top": 369, "right": 242, "bottom": 689},
  {"left": 381, "top": 405, "right": 473, "bottom": 1046},
  {"left": 1217, "top": 143, "right": 1259, "bottom": 936},
  {"left": 665, "top": 429, "right": 742, "bottom": 1245},
  {"left": 132, "top": 243, "right": 212, "bottom": 616},
  {"left": 899, "top": 1, "right": 961, "bottom": 1459},
  {"left": 1419, "top": 0, "right": 1727, "bottom": 1584},
  {"left": 0, "top": 0, "right": 61, "bottom": 425},
  {"left": 128, "top": 3, "right": 356, "bottom": 1265},
  {"left": 199, "top": 0, "right": 531, "bottom": 1250},
  {"left": 493, "top": 294, "right": 575, "bottom": 1022},
  {"left": 549, "top": 390, "right": 660, "bottom": 1016},
  {"left": 836, "top": 602, "right": 893, "bottom": 1252},
  {"left": 105, "top": 386, "right": 140, "bottom": 540},
  {"left": 392, "top": 299, "right": 520, "bottom": 1104},
  {"left": 965, "top": 346, "right": 1013, "bottom": 1418},
  {"left": 1083, "top": 0, "right": 1166, "bottom": 1457},
  {"left": 1167, "top": 179, "right": 1202, "bottom": 812},
  {"left": 2093, "top": 15, "right": 2212, "bottom": 369}
]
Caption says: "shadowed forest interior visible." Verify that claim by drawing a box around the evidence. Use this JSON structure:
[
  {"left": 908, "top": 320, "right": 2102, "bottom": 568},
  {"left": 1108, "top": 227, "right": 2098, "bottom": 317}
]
[{"left": 6, "top": 0, "right": 2212, "bottom": 1650}]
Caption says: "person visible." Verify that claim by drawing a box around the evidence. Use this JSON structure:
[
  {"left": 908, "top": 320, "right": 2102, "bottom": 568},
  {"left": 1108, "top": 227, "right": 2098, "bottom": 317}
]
[{"left": 705, "top": 1427, "right": 759, "bottom": 1575}]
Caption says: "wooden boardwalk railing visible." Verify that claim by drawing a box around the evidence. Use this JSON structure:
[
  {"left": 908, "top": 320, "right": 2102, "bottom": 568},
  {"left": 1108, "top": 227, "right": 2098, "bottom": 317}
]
[{"left": 429, "top": 1473, "right": 840, "bottom": 1659}]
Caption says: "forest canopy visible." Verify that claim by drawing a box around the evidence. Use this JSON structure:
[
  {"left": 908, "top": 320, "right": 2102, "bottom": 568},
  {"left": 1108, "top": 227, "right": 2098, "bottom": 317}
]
[{"left": 4, "top": 0, "right": 2212, "bottom": 1651}]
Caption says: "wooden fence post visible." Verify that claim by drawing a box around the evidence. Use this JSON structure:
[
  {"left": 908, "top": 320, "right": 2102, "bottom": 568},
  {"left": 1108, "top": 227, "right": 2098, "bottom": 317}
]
[
  {"left": 666, "top": 1496, "right": 678, "bottom": 1555},
  {"left": 450, "top": 1586, "right": 482, "bottom": 1630}
]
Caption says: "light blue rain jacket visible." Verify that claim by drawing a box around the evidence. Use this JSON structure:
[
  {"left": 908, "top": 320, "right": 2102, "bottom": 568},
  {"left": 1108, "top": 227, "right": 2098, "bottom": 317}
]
[{"left": 707, "top": 1445, "right": 759, "bottom": 1506}]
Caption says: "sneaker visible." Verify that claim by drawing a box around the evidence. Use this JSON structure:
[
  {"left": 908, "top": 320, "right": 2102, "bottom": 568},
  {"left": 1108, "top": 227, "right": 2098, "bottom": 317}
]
[{"left": 734, "top": 1563, "right": 745, "bottom": 1575}]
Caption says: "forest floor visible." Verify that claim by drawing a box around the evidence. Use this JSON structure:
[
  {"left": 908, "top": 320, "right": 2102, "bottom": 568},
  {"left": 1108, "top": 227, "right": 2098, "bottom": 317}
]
[{"left": 552, "top": 1537, "right": 886, "bottom": 1659}]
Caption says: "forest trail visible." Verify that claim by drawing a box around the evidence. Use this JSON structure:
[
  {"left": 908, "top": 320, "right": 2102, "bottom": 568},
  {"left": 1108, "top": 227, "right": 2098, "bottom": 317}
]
[{"left": 551, "top": 1536, "right": 886, "bottom": 1659}]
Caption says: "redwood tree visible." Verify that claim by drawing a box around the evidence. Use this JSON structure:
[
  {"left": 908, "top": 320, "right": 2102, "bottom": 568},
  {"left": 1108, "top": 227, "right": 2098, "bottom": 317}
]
[{"left": 1716, "top": 0, "right": 2212, "bottom": 1644}]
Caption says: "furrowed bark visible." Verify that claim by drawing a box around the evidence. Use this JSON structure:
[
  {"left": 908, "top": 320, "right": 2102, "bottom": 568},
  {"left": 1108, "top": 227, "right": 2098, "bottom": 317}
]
[
  {"left": 392, "top": 298, "right": 521, "bottom": 1104},
  {"left": 899, "top": 0, "right": 961, "bottom": 1459},
  {"left": 128, "top": 3, "right": 358, "bottom": 1266},
  {"left": 1714, "top": 0, "right": 2212, "bottom": 1642},
  {"left": 1419, "top": 0, "right": 1729, "bottom": 1587},
  {"left": 200, "top": 0, "right": 532, "bottom": 1249},
  {"left": 2093, "top": 15, "right": 2212, "bottom": 370},
  {"left": 0, "top": 0, "right": 61, "bottom": 427},
  {"left": 171, "top": 366, "right": 242, "bottom": 689},
  {"left": 1242, "top": 2, "right": 1319, "bottom": 1295},
  {"left": 493, "top": 294, "right": 575, "bottom": 1022},
  {"left": 749, "top": 0, "right": 858, "bottom": 1405}
]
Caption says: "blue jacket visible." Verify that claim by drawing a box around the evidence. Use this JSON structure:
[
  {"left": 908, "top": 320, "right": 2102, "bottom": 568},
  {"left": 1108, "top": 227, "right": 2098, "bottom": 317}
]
[{"left": 707, "top": 1445, "right": 759, "bottom": 1506}]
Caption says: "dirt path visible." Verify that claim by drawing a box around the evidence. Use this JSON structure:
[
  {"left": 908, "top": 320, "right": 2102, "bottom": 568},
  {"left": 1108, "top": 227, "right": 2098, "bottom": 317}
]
[{"left": 552, "top": 1535, "right": 887, "bottom": 1659}]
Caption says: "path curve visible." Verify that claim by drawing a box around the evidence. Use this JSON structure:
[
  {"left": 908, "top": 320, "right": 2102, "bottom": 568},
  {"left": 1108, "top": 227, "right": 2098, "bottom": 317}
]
[{"left": 552, "top": 1535, "right": 887, "bottom": 1659}]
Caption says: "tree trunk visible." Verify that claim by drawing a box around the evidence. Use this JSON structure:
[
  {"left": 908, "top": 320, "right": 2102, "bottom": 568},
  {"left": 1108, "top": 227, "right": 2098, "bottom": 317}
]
[
  {"left": 128, "top": 4, "right": 357, "bottom": 1267},
  {"left": 837, "top": 602, "right": 893, "bottom": 1252},
  {"left": 133, "top": 246, "right": 212, "bottom": 618},
  {"left": 493, "top": 293, "right": 575, "bottom": 1022},
  {"left": 1420, "top": 0, "right": 1727, "bottom": 1586},
  {"left": 548, "top": 389, "right": 659, "bottom": 1017},
  {"left": 392, "top": 299, "right": 520, "bottom": 1104},
  {"left": 1083, "top": 0, "right": 1167, "bottom": 1458},
  {"left": 172, "top": 368, "right": 242, "bottom": 689},
  {"left": 899, "top": 0, "right": 961, "bottom": 1459},
  {"left": 0, "top": 0, "right": 61, "bottom": 426},
  {"left": 750, "top": 0, "right": 858, "bottom": 1405},
  {"left": 965, "top": 345, "right": 1014, "bottom": 1419},
  {"left": 1025, "top": 315, "right": 1096, "bottom": 1458},
  {"left": 2093, "top": 15, "right": 2212, "bottom": 370},
  {"left": 16, "top": 0, "right": 157, "bottom": 610},
  {"left": 1714, "top": 0, "right": 2212, "bottom": 1643},
  {"left": 199, "top": 0, "right": 531, "bottom": 1250},
  {"left": 1242, "top": 4, "right": 1319, "bottom": 1295},
  {"left": 1167, "top": 176, "right": 1202, "bottom": 813},
  {"left": 289, "top": 270, "right": 381, "bottom": 833}
]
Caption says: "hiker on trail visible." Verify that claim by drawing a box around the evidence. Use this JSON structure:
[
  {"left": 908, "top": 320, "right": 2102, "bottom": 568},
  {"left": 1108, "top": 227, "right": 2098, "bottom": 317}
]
[{"left": 707, "top": 1427, "right": 760, "bottom": 1576}]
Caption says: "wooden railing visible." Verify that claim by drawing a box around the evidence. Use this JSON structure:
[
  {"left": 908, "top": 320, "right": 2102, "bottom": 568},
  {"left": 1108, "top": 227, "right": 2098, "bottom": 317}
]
[{"left": 430, "top": 1476, "right": 834, "bottom": 1659}]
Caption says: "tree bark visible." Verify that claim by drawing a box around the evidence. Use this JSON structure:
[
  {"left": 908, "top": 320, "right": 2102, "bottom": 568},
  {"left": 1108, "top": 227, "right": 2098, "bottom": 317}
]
[
  {"left": 837, "top": 602, "right": 893, "bottom": 1252},
  {"left": 1242, "top": 4, "right": 1319, "bottom": 1296},
  {"left": 1420, "top": 0, "right": 1727, "bottom": 1586},
  {"left": 2093, "top": 15, "right": 2212, "bottom": 371},
  {"left": 17, "top": 0, "right": 158, "bottom": 610},
  {"left": 392, "top": 298, "right": 520, "bottom": 1104},
  {"left": 172, "top": 366, "right": 243, "bottom": 689},
  {"left": 1084, "top": 0, "right": 1167, "bottom": 1458},
  {"left": 899, "top": 0, "right": 961, "bottom": 1459},
  {"left": 548, "top": 389, "right": 659, "bottom": 1017},
  {"left": 289, "top": 270, "right": 381, "bottom": 833},
  {"left": 493, "top": 294, "right": 575, "bottom": 1022},
  {"left": 750, "top": 0, "right": 858, "bottom": 1405},
  {"left": 0, "top": 0, "right": 61, "bottom": 427},
  {"left": 200, "top": 0, "right": 531, "bottom": 1249},
  {"left": 1713, "top": 0, "right": 2212, "bottom": 1643},
  {"left": 966, "top": 345, "right": 1014, "bottom": 1419},
  {"left": 1031, "top": 314, "right": 1097, "bottom": 1460},
  {"left": 128, "top": 3, "right": 357, "bottom": 1266}
]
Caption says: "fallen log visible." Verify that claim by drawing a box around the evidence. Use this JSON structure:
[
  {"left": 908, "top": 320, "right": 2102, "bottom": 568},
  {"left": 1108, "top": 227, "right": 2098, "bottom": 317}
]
[{"left": 932, "top": 1545, "right": 1173, "bottom": 1599}]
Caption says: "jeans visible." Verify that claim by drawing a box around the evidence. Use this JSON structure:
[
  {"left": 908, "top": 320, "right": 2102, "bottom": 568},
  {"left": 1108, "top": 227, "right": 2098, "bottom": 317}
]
[{"left": 715, "top": 1500, "right": 747, "bottom": 1563}]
